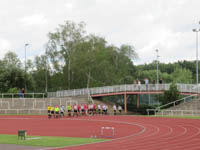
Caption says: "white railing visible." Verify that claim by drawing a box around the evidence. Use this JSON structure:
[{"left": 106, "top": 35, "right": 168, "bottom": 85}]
[
  {"left": 155, "top": 110, "right": 200, "bottom": 116},
  {"left": 146, "top": 94, "right": 198, "bottom": 115},
  {"left": 48, "top": 84, "right": 198, "bottom": 98},
  {"left": 0, "top": 93, "right": 46, "bottom": 99},
  {"left": 0, "top": 109, "right": 46, "bottom": 115},
  {"left": 157, "top": 94, "right": 197, "bottom": 110}
]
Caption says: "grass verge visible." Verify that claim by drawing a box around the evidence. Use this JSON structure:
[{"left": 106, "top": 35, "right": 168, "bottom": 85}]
[{"left": 0, "top": 134, "right": 107, "bottom": 147}]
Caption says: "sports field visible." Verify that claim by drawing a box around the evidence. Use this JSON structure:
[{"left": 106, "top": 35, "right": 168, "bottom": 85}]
[{"left": 0, "top": 115, "right": 200, "bottom": 150}]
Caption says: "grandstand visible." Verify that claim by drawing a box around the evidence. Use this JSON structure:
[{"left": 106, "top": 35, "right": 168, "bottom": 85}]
[{"left": 0, "top": 95, "right": 88, "bottom": 115}]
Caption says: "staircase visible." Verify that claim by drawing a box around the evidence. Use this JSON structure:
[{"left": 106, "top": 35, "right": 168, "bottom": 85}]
[{"left": 153, "top": 96, "right": 200, "bottom": 116}]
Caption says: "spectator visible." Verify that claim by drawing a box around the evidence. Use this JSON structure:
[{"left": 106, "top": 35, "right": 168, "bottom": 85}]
[
  {"left": 18, "top": 90, "right": 23, "bottom": 98},
  {"left": 138, "top": 80, "right": 141, "bottom": 91},
  {"left": 159, "top": 78, "right": 163, "bottom": 84},
  {"left": 21, "top": 88, "right": 25, "bottom": 97},
  {"left": 133, "top": 80, "right": 137, "bottom": 88},
  {"left": 144, "top": 78, "right": 149, "bottom": 90},
  {"left": 152, "top": 80, "right": 155, "bottom": 90}
]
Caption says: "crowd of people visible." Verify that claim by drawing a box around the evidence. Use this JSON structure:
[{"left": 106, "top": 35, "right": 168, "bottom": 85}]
[{"left": 47, "top": 103, "right": 123, "bottom": 119}]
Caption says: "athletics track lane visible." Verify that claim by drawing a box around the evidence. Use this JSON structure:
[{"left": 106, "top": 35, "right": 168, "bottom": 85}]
[
  {"left": 0, "top": 116, "right": 200, "bottom": 150},
  {"left": 49, "top": 116, "right": 200, "bottom": 150}
]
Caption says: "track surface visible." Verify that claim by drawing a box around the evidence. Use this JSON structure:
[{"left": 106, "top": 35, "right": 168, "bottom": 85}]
[{"left": 0, "top": 115, "right": 200, "bottom": 150}]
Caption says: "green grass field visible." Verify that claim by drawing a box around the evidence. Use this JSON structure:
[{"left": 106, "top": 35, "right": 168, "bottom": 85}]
[{"left": 0, "top": 134, "right": 107, "bottom": 147}]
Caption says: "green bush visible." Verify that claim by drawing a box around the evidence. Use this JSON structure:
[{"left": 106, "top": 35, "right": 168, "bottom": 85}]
[
  {"left": 162, "top": 83, "right": 180, "bottom": 105},
  {"left": 7, "top": 87, "right": 19, "bottom": 93}
]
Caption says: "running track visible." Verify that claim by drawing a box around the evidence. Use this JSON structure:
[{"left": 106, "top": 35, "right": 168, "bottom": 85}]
[{"left": 0, "top": 115, "right": 200, "bottom": 150}]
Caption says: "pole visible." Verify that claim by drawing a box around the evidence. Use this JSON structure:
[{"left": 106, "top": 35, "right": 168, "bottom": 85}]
[
  {"left": 193, "top": 29, "right": 199, "bottom": 95},
  {"left": 24, "top": 43, "right": 29, "bottom": 92},
  {"left": 196, "top": 31, "right": 199, "bottom": 95},
  {"left": 156, "top": 49, "right": 159, "bottom": 85},
  {"left": 45, "top": 50, "right": 48, "bottom": 93}
]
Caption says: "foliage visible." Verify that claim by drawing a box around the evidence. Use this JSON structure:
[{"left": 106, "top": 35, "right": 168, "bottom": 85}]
[
  {"left": 7, "top": 87, "right": 19, "bottom": 93},
  {"left": 162, "top": 83, "right": 180, "bottom": 105},
  {"left": 0, "top": 21, "right": 199, "bottom": 93}
]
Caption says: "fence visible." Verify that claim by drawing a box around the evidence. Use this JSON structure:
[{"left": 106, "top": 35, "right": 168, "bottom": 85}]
[
  {"left": 146, "top": 94, "right": 198, "bottom": 115},
  {"left": 0, "top": 109, "right": 47, "bottom": 115},
  {"left": 155, "top": 110, "right": 200, "bottom": 116},
  {"left": 0, "top": 93, "right": 46, "bottom": 99},
  {"left": 48, "top": 84, "right": 198, "bottom": 98}
]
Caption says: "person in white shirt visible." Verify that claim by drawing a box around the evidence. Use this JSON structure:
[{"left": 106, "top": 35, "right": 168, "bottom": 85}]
[
  {"left": 118, "top": 105, "right": 122, "bottom": 114},
  {"left": 73, "top": 104, "right": 78, "bottom": 117},
  {"left": 113, "top": 104, "right": 117, "bottom": 115},
  {"left": 102, "top": 104, "right": 106, "bottom": 115},
  {"left": 97, "top": 104, "right": 102, "bottom": 115}
]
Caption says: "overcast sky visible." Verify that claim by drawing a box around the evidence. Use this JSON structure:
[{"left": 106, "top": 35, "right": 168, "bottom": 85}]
[{"left": 0, "top": 0, "right": 200, "bottom": 65}]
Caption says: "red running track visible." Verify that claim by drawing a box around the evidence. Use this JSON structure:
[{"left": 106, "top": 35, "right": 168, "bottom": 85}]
[{"left": 0, "top": 115, "right": 200, "bottom": 150}]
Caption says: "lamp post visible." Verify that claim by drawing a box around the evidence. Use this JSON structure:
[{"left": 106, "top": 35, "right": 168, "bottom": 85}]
[
  {"left": 193, "top": 29, "right": 200, "bottom": 94},
  {"left": 24, "top": 43, "right": 29, "bottom": 92},
  {"left": 155, "top": 49, "right": 159, "bottom": 85},
  {"left": 45, "top": 49, "right": 48, "bottom": 93}
]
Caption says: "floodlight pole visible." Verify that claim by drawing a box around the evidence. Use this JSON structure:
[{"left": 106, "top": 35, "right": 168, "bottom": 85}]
[
  {"left": 45, "top": 49, "right": 48, "bottom": 93},
  {"left": 193, "top": 29, "right": 200, "bottom": 95},
  {"left": 155, "top": 49, "right": 159, "bottom": 85},
  {"left": 24, "top": 43, "right": 29, "bottom": 92}
]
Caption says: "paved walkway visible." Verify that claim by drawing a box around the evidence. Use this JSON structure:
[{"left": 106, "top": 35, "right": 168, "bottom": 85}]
[{"left": 0, "top": 144, "right": 49, "bottom": 150}]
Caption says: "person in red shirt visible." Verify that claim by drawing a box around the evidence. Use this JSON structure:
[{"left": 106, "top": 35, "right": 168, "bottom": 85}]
[
  {"left": 84, "top": 104, "right": 88, "bottom": 116},
  {"left": 93, "top": 104, "right": 97, "bottom": 115}
]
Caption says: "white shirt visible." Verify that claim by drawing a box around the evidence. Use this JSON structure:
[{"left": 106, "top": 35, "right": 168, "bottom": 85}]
[
  {"left": 118, "top": 106, "right": 122, "bottom": 110},
  {"left": 98, "top": 104, "right": 101, "bottom": 109}
]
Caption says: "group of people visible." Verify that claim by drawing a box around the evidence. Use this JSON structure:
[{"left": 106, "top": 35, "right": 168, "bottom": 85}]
[
  {"left": 113, "top": 104, "right": 123, "bottom": 115},
  {"left": 47, "top": 103, "right": 115, "bottom": 119},
  {"left": 133, "top": 78, "right": 163, "bottom": 90}
]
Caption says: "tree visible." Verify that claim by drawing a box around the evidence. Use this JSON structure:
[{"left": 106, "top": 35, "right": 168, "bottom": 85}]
[
  {"left": 171, "top": 67, "right": 193, "bottom": 84},
  {"left": 162, "top": 83, "right": 180, "bottom": 105},
  {"left": 46, "top": 21, "right": 137, "bottom": 90},
  {"left": 0, "top": 52, "right": 24, "bottom": 92},
  {"left": 46, "top": 21, "right": 86, "bottom": 89}
]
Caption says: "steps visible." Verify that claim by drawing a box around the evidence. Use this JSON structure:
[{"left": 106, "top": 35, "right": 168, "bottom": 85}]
[
  {"left": 0, "top": 96, "right": 89, "bottom": 115},
  {"left": 156, "top": 99, "right": 200, "bottom": 116}
]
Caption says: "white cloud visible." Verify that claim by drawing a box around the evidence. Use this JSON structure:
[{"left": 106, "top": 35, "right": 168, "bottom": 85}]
[
  {"left": 0, "top": 38, "right": 11, "bottom": 59},
  {"left": 20, "top": 14, "right": 47, "bottom": 26},
  {"left": 0, "top": 0, "right": 200, "bottom": 65}
]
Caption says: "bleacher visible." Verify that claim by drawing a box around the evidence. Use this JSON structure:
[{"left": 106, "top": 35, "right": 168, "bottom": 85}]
[
  {"left": 152, "top": 96, "right": 200, "bottom": 116},
  {"left": 0, "top": 96, "right": 89, "bottom": 115}
]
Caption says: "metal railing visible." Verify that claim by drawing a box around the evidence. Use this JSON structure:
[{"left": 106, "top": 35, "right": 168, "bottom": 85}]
[
  {"left": 0, "top": 93, "right": 46, "bottom": 99},
  {"left": 155, "top": 110, "right": 200, "bottom": 116},
  {"left": 0, "top": 109, "right": 47, "bottom": 115},
  {"left": 146, "top": 94, "right": 198, "bottom": 115},
  {"left": 48, "top": 84, "right": 198, "bottom": 98}
]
